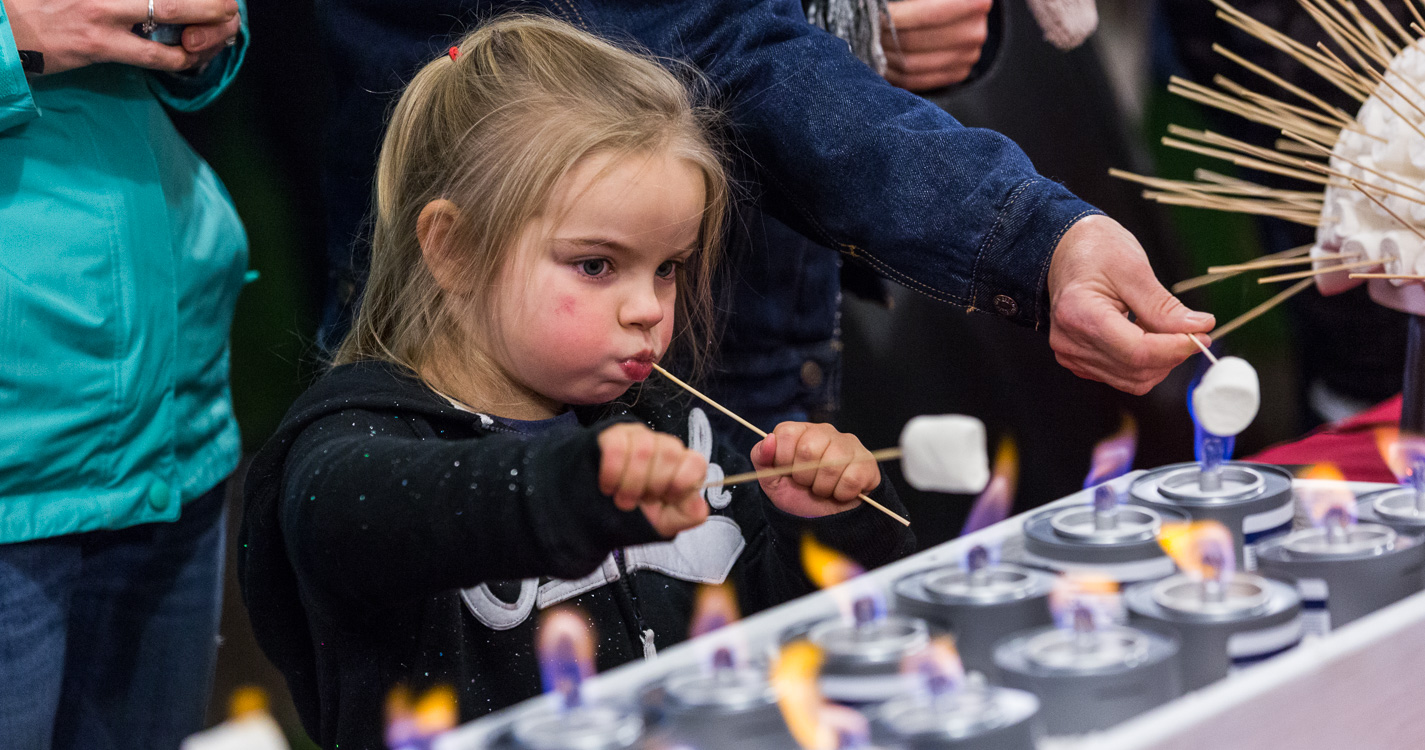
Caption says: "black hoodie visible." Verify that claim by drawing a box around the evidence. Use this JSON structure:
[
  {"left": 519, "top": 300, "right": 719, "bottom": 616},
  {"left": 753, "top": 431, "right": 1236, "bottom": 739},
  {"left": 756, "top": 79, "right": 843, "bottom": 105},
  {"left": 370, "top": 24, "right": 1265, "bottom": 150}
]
[{"left": 238, "top": 360, "right": 914, "bottom": 749}]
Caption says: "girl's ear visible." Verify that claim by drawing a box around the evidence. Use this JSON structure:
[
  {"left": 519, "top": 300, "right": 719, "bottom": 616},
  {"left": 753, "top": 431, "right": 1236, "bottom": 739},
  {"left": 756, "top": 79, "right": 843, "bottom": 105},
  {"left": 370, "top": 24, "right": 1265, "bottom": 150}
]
[{"left": 418, "top": 199, "right": 465, "bottom": 294}]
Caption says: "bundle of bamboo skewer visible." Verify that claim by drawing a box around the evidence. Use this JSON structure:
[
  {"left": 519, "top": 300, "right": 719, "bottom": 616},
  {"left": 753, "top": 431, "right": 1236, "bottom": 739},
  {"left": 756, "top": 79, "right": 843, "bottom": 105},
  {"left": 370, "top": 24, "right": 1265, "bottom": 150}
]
[{"left": 1116, "top": 0, "right": 1425, "bottom": 338}]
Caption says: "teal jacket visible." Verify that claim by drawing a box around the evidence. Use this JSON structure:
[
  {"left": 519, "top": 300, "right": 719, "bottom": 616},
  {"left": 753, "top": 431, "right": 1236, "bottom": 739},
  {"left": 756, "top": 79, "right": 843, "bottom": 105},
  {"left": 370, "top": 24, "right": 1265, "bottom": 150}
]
[{"left": 0, "top": 7, "right": 249, "bottom": 543}]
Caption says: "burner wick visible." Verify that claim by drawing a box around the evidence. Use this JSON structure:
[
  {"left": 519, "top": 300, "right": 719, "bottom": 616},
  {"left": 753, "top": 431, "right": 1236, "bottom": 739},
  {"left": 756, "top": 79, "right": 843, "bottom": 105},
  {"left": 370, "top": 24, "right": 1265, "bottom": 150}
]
[
  {"left": 1410, "top": 454, "right": 1425, "bottom": 514},
  {"left": 1093, "top": 485, "right": 1119, "bottom": 530},
  {"left": 1199, "top": 435, "right": 1225, "bottom": 492}
]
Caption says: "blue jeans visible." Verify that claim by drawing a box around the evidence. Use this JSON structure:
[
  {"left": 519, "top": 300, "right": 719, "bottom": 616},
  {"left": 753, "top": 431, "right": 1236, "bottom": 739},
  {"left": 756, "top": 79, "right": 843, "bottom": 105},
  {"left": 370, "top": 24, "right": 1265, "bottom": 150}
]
[{"left": 0, "top": 482, "right": 227, "bottom": 750}]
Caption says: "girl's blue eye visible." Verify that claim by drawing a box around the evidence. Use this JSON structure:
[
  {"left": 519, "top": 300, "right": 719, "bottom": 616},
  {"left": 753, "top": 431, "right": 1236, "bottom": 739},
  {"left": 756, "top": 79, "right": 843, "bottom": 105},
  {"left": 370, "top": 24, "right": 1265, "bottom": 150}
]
[
  {"left": 579, "top": 258, "right": 609, "bottom": 277},
  {"left": 656, "top": 260, "right": 679, "bottom": 279}
]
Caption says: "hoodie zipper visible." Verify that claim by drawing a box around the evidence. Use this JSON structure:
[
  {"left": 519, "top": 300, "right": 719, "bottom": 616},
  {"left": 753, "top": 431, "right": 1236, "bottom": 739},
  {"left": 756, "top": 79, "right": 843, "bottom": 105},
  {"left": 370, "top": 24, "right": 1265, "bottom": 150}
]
[{"left": 612, "top": 549, "right": 656, "bottom": 659}]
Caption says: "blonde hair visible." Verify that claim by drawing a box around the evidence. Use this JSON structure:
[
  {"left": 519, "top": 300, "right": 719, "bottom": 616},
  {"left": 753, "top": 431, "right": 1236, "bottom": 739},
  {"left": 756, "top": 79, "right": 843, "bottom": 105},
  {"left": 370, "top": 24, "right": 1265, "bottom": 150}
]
[{"left": 335, "top": 15, "right": 728, "bottom": 392}]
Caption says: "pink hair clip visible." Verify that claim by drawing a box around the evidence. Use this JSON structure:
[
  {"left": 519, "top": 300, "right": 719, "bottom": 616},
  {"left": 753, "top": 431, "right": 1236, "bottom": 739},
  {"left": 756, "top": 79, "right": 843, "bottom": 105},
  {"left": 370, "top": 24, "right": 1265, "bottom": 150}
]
[{"left": 449, "top": 46, "right": 461, "bottom": 61}]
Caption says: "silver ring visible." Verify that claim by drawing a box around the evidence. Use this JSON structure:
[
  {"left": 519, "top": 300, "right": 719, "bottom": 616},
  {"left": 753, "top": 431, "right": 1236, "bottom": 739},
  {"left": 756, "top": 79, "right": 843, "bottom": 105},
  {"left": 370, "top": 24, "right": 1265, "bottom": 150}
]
[
  {"left": 142, "top": 0, "right": 156, "bottom": 34},
  {"left": 225, "top": 36, "right": 237, "bottom": 47}
]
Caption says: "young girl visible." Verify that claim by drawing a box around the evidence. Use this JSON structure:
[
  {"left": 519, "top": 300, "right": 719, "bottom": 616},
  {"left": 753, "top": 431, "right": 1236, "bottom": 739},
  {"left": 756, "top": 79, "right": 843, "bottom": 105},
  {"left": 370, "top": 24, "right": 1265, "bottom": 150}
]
[{"left": 239, "top": 16, "right": 913, "bottom": 748}]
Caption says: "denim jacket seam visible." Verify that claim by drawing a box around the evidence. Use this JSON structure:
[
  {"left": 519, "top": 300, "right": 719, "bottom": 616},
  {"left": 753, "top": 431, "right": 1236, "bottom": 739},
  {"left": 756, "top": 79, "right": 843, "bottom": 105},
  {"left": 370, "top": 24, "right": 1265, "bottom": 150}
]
[
  {"left": 846, "top": 249, "right": 970, "bottom": 307},
  {"left": 1034, "top": 208, "right": 1101, "bottom": 330},
  {"left": 968, "top": 177, "right": 1037, "bottom": 315}
]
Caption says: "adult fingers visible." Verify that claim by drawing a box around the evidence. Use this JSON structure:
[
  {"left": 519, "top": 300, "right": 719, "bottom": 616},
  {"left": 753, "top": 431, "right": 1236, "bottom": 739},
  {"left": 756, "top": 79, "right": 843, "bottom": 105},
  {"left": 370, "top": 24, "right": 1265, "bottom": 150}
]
[
  {"left": 884, "top": 66, "right": 977, "bottom": 91},
  {"left": 1117, "top": 265, "right": 1216, "bottom": 335},
  {"left": 183, "top": 13, "right": 241, "bottom": 54},
  {"left": 1051, "top": 292, "right": 1195, "bottom": 394},
  {"left": 884, "top": 45, "right": 981, "bottom": 75},
  {"left": 127, "top": 0, "right": 239, "bottom": 25},
  {"left": 101, "top": 31, "right": 196, "bottom": 71},
  {"left": 883, "top": 22, "right": 988, "bottom": 54},
  {"left": 885, "top": 0, "right": 993, "bottom": 30}
]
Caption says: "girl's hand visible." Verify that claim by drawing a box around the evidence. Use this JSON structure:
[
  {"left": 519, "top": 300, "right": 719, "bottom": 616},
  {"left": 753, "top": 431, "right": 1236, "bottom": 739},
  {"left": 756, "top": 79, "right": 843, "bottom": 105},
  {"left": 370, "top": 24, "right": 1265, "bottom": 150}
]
[
  {"left": 6, "top": 0, "right": 237, "bottom": 75},
  {"left": 752, "top": 423, "right": 879, "bottom": 517},
  {"left": 598, "top": 423, "right": 709, "bottom": 537}
]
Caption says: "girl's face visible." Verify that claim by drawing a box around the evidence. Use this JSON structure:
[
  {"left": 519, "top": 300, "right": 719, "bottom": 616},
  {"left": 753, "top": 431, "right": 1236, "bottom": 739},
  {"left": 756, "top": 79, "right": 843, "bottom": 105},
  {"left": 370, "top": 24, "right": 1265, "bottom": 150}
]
[{"left": 490, "top": 150, "right": 705, "bottom": 410}]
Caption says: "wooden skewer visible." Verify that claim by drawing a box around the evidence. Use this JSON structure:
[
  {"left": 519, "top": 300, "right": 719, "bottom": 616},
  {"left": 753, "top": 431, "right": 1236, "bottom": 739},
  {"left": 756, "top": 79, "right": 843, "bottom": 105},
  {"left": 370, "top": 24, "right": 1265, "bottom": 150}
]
[
  {"left": 710, "top": 447, "right": 904, "bottom": 489},
  {"left": 651, "top": 364, "right": 911, "bottom": 526},
  {"left": 1350, "top": 273, "right": 1425, "bottom": 279},
  {"left": 1348, "top": 179, "right": 1425, "bottom": 244},
  {"left": 1207, "top": 253, "right": 1357, "bottom": 273},
  {"left": 1258, "top": 255, "right": 1393, "bottom": 283},
  {"left": 1171, "top": 244, "right": 1312, "bottom": 294},
  {"left": 1186, "top": 334, "right": 1219, "bottom": 363},
  {"left": 1214, "top": 278, "right": 1316, "bottom": 339}
]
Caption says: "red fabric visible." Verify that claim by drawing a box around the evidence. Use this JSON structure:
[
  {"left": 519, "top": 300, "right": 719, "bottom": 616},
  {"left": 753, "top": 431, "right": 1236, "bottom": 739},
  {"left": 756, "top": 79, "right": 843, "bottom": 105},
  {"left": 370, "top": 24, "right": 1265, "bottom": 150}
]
[{"left": 1246, "top": 395, "right": 1402, "bottom": 483}]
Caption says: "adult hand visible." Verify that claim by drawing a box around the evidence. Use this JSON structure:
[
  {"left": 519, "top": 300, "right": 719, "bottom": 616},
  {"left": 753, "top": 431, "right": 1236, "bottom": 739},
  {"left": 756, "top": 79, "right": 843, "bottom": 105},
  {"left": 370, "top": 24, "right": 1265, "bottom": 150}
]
[
  {"left": 597, "top": 423, "right": 709, "bottom": 538},
  {"left": 181, "top": 6, "right": 242, "bottom": 69},
  {"left": 881, "top": 0, "right": 993, "bottom": 91},
  {"left": 1047, "top": 215, "right": 1215, "bottom": 395},
  {"left": 751, "top": 422, "right": 879, "bottom": 518},
  {"left": 5, "top": 0, "right": 238, "bottom": 75}
]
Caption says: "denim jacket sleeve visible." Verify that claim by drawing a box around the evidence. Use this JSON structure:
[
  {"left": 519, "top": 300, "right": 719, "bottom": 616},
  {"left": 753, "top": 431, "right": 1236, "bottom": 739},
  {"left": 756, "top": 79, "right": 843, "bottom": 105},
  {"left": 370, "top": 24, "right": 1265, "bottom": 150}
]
[
  {"left": 579, "top": 0, "right": 1102, "bottom": 329},
  {"left": 0, "top": 1, "right": 39, "bottom": 133}
]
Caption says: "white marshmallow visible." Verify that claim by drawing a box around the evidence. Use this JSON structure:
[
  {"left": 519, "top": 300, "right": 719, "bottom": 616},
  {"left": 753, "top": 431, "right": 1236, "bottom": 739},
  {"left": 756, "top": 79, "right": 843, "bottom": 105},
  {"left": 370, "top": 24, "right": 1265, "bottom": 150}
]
[
  {"left": 1192, "top": 356, "right": 1260, "bottom": 437},
  {"left": 898, "top": 415, "right": 990, "bottom": 494}
]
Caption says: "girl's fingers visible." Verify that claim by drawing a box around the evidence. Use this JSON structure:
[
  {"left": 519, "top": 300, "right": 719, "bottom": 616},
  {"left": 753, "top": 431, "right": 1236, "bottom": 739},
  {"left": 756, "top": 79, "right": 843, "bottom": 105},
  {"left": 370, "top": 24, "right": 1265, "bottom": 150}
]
[
  {"left": 835, "top": 449, "right": 881, "bottom": 501},
  {"left": 620, "top": 428, "right": 658, "bottom": 508},
  {"left": 669, "top": 450, "right": 709, "bottom": 499},
  {"left": 642, "top": 435, "right": 684, "bottom": 500},
  {"left": 812, "top": 441, "right": 853, "bottom": 499},
  {"left": 772, "top": 422, "right": 810, "bottom": 470},
  {"left": 790, "top": 427, "right": 833, "bottom": 487},
  {"left": 598, "top": 425, "right": 635, "bottom": 506},
  {"left": 751, "top": 434, "right": 777, "bottom": 470}
]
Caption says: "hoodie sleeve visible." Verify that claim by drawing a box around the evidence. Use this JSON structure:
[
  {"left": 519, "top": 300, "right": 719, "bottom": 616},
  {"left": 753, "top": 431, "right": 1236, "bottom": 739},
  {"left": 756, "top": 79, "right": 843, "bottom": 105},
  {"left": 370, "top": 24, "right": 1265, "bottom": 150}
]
[{"left": 278, "top": 408, "right": 661, "bottom": 608}]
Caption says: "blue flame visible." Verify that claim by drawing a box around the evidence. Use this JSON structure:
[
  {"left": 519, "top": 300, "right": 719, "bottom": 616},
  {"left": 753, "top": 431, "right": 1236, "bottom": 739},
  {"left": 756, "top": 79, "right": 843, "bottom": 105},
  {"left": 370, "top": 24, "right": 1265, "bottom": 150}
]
[{"left": 1187, "top": 371, "right": 1235, "bottom": 463}]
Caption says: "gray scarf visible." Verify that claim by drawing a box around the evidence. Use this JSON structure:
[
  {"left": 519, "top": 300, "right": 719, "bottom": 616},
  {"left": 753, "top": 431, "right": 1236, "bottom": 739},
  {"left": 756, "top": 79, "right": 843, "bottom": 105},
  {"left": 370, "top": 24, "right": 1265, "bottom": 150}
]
[{"left": 804, "top": 0, "right": 891, "bottom": 75}]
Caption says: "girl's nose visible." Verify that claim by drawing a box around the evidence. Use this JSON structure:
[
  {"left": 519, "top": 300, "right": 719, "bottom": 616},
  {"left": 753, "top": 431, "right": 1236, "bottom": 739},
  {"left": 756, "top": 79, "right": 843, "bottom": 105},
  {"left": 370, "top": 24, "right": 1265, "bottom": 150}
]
[{"left": 619, "top": 281, "right": 665, "bottom": 329}]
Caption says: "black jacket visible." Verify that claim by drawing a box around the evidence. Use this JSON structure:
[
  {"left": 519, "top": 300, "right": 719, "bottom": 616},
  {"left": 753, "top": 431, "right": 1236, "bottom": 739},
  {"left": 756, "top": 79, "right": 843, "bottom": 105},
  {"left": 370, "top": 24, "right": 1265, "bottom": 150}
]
[{"left": 238, "top": 361, "right": 914, "bottom": 748}]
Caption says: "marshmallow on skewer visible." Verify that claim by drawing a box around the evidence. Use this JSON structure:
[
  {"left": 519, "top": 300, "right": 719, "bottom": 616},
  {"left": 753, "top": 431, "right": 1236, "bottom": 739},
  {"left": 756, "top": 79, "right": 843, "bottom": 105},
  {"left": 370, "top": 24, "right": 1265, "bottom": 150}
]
[
  {"left": 1191, "top": 356, "right": 1260, "bottom": 438},
  {"left": 898, "top": 415, "right": 991, "bottom": 494}
]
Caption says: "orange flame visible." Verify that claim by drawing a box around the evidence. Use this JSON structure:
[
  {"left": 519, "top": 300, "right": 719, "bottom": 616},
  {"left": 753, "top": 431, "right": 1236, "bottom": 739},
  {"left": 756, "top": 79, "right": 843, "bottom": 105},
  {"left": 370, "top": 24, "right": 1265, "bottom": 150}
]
[
  {"left": 901, "top": 636, "right": 964, "bottom": 696},
  {"left": 1376, "top": 427, "right": 1425, "bottom": 483},
  {"left": 227, "top": 685, "right": 269, "bottom": 719},
  {"left": 536, "top": 608, "right": 596, "bottom": 706},
  {"left": 962, "top": 438, "right": 1019, "bottom": 534},
  {"left": 412, "top": 685, "right": 457, "bottom": 736},
  {"left": 1297, "top": 464, "right": 1357, "bottom": 529},
  {"left": 802, "top": 534, "right": 864, "bottom": 589},
  {"left": 1048, "top": 574, "right": 1122, "bottom": 630},
  {"left": 1083, "top": 415, "right": 1138, "bottom": 488},
  {"left": 771, "top": 641, "right": 869, "bottom": 750},
  {"left": 1158, "top": 520, "right": 1235, "bottom": 581},
  {"left": 690, "top": 583, "right": 741, "bottom": 639}
]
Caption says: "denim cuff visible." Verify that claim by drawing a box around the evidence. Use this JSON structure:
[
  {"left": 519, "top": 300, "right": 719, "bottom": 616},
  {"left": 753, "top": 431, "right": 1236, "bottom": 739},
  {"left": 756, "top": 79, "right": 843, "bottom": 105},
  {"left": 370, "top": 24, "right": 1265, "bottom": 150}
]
[{"left": 970, "top": 178, "right": 1102, "bottom": 331}]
